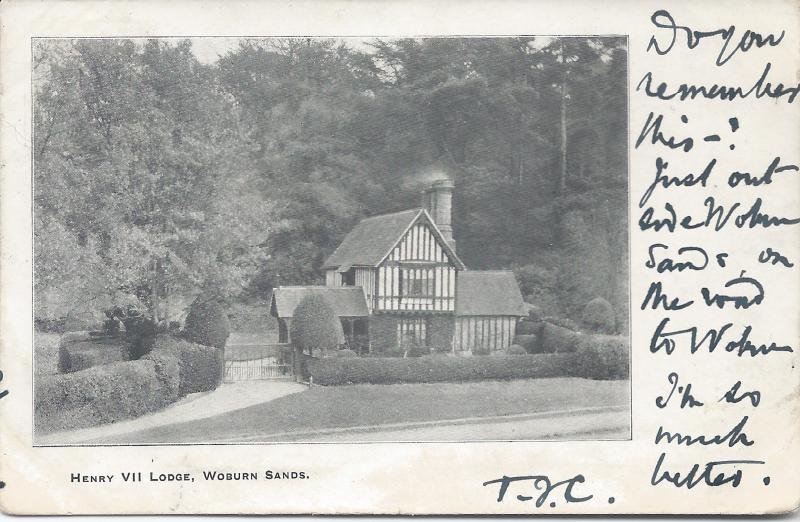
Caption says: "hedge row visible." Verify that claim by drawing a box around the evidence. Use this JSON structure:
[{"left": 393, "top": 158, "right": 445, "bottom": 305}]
[
  {"left": 305, "top": 332, "right": 629, "bottom": 385},
  {"left": 575, "top": 334, "right": 629, "bottom": 380},
  {"left": 305, "top": 353, "right": 578, "bottom": 385},
  {"left": 515, "top": 319, "right": 618, "bottom": 356},
  {"left": 35, "top": 359, "right": 171, "bottom": 433},
  {"left": 36, "top": 335, "right": 223, "bottom": 433}
]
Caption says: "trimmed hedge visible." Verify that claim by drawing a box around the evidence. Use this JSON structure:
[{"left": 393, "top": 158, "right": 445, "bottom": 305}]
[
  {"left": 146, "top": 335, "right": 223, "bottom": 395},
  {"left": 35, "top": 359, "right": 171, "bottom": 433},
  {"left": 306, "top": 353, "right": 577, "bottom": 385},
  {"left": 57, "top": 334, "right": 129, "bottom": 373},
  {"left": 540, "top": 323, "right": 582, "bottom": 354},
  {"left": 574, "top": 334, "right": 629, "bottom": 380},
  {"left": 36, "top": 334, "right": 224, "bottom": 434}
]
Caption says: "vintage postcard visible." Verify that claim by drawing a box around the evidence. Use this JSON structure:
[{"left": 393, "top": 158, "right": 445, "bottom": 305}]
[{"left": 0, "top": 0, "right": 798, "bottom": 515}]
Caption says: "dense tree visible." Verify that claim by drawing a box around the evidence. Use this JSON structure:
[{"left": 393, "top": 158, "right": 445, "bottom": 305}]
[
  {"left": 34, "top": 36, "right": 628, "bottom": 331},
  {"left": 34, "top": 39, "right": 273, "bottom": 323}
]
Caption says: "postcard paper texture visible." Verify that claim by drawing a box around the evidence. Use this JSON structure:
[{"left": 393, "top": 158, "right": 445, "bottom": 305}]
[{"left": 0, "top": 0, "right": 798, "bottom": 515}]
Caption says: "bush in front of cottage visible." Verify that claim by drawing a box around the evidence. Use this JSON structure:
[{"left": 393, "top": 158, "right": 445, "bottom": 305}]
[{"left": 290, "top": 294, "right": 340, "bottom": 356}]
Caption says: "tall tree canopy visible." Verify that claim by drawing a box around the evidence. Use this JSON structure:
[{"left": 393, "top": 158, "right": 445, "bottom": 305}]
[{"left": 34, "top": 36, "right": 628, "bottom": 329}]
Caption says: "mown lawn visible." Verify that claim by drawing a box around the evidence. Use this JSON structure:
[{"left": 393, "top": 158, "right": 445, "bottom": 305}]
[{"left": 105, "top": 377, "right": 629, "bottom": 444}]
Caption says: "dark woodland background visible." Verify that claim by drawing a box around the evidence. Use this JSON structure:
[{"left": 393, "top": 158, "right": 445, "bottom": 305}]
[{"left": 33, "top": 37, "right": 628, "bottom": 332}]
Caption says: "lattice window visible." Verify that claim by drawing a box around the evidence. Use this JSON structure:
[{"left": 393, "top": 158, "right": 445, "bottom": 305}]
[{"left": 399, "top": 268, "right": 431, "bottom": 297}]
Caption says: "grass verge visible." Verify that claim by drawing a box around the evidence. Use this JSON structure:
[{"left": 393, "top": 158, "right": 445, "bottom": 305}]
[{"left": 100, "top": 377, "right": 629, "bottom": 443}]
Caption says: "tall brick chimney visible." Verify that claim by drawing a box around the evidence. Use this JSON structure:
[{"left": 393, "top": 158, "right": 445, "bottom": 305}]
[{"left": 421, "top": 178, "right": 456, "bottom": 252}]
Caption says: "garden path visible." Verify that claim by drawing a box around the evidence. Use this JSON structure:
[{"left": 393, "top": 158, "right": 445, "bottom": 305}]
[{"left": 37, "top": 380, "right": 306, "bottom": 445}]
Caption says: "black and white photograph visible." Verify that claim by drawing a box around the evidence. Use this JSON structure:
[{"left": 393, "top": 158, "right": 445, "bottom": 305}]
[{"left": 32, "top": 35, "right": 630, "bottom": 445}]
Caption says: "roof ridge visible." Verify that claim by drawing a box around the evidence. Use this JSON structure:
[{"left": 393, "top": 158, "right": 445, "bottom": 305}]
[{"left": 358, "top": 207, "right": 421, "bottom": 222}]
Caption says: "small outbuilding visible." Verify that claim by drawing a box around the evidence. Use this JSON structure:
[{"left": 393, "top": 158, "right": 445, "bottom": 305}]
[{"left": 268, "top": 286, "right": 369, "bottom": 346}]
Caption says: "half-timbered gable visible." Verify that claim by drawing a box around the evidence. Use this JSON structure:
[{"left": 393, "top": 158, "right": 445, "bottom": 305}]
[
  {"left": 322, "top": 208, "right": 464, "bottom": 313},
  {"left": 376, "top": 212, "right": 462, "bottom": 312}
]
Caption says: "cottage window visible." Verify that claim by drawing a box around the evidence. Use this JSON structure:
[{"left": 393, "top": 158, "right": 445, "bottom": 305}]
[
  {"left": 341, "top": 268, "right": 356, "bottom": 286},
  {"left": 399, "top": 268, "right": 431, "bottom": 297}
]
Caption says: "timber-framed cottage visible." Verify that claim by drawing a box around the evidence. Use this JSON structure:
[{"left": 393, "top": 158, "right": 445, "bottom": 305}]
[{"left": 269, "top": 178, "right": 526, "bottom": 354}]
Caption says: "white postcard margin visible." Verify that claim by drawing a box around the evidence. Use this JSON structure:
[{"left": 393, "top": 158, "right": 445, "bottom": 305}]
[{"left": 0, "top": 0, "right": 798, "bottom": 515}]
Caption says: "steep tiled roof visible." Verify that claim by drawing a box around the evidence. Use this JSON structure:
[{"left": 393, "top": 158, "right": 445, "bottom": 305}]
[
  {"left": 269, "top": 286, "right": 369, "bottom": 318},
  {"left": 322, "top": 209, "right": 422, "bottom": 269},
  {"left": 323, "top": 208, "right": 464, "bottom": 269},
  {"left": 456, "top": 271, "right": 526, "bottom": 316}
]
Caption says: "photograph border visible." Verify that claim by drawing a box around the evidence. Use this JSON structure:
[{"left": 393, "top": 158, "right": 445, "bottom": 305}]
[{"left": 30, "top": 33, "right": 633, "bottom": 448}]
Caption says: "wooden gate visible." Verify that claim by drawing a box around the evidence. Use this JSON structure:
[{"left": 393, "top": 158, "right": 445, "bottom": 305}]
[{"left": 224, "top": 343, "right": 294, "bottom": 382}]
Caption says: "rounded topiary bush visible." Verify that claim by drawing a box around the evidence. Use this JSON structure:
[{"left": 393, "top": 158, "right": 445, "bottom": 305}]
[
  {"left": 581, "top": 297, "right": 616, "bottom": 334},
  {"left": 290, "top": 294, "right": 341, "bottom": 355},
  {"left": 184, "top": 297, "right": 231, "bottom": 350}
]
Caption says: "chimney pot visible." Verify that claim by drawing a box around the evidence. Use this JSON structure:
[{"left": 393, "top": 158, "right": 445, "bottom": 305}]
[{"left": 421, "top": 178, "right": 456, "bottom": 252}]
